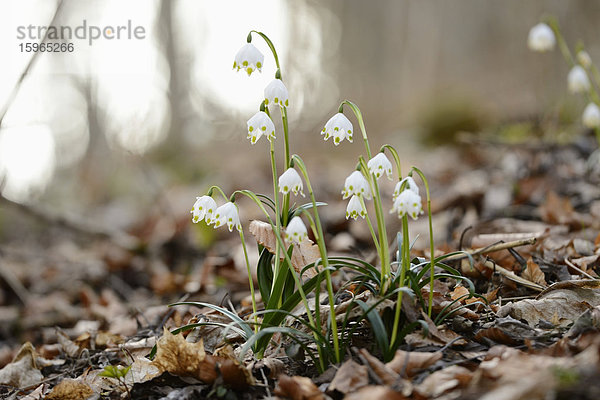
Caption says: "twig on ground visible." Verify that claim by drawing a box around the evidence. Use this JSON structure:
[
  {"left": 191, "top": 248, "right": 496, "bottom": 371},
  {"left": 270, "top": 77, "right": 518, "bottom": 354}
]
[
  {"left": 445, "top": 237, "right": 537, "bottom": 262},
  {"left": 482, "top": 259, "right": 545, "bottom": 292},
  {"left": 564, "top": 257, "right": 598, "bottom": 280}
]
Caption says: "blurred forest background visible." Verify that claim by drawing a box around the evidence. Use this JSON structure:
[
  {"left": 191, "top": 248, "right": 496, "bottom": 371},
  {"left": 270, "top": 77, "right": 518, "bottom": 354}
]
[{"left": 1, "top": 0, "right": 599, "bottom": 242}]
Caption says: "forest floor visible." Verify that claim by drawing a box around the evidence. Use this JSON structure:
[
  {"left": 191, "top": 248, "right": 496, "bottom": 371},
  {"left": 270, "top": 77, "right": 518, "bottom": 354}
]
[{"left": 1, "top": 133, "right": 600, "bottom": 399}]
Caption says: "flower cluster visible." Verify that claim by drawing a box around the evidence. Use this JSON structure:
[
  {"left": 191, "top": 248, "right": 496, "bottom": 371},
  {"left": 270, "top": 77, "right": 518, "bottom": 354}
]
[
  {"left": 391, "top": 177, "right": 423, "bottom": 220},
  {"left": 191, "top": 197, "right": 241, "bottom": 232},
  {"left": 528, "top": 19, "right": 600, "bottom": 132}
]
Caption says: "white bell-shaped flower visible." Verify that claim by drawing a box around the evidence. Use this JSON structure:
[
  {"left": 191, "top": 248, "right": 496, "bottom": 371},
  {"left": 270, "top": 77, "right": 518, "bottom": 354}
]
[
  {"left": 264, "top": 79, "right": 289, "bottom": 108},
  {"left": 342, "top": 171, "right": 371, "bottom": 200},
  {"left": 233, "top": 43, "right": 264, "bottom": 76},
  {"left": 527, "top": 23, "right": 555, "bottom": 52},
  {"left": 321, "top": 113, "right": 353, "bottom": 145},
  {"left": 568, "top": 65, "right": 590, "bottom": 94},
  {"left": 577, "top": 50, "right": 592, "bottom": 69},
  {"left": 285, "top": 216, "right": 308, "bottom": 243},
  {"left": 191, "top": 195, "right": 217, "bottom": 224},
  {"left": 367, "top": 152, "right": 393, "bottom": 180},
  {"left": 278, "top": 168, "right": 304, "bottom": 196},
  {"left": 212, "top": 202, "right": 242, "bottom": 232},
  {"left": 392, "top": 176, "right": 419, "bottom": 201},
  {"left": 247, "top": 111, "right": 275, "bottom": 144},
  {"left": 392, "top": 189, "right": 423, "bottom": 220},
  {"left": 346, "top": 195, "right": 366, "bottom": 220},
  {"left": 583, "top": 103, "right": 600, "bottom": 128}
]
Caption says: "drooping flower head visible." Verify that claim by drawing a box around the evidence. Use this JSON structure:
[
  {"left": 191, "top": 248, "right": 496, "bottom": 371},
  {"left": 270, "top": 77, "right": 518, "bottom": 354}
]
[
  {"left": 367, "top": 152, "right": 393, "bottom": 180},
  {"left": 264, "top": 79, "right": 289, "bottom": 108},
  {"left": 191, "top": 195, "right": 217, "bottom": 224},
  {"left": 568, "top": 65, "right": 590, "bottom": 94},
  {"left": 583, "top": 102, "right": 600, "bottom": 128},
  {"left": 247, "top": 111, "right": 275, "bottom": 144},
  {"left": 212, "top": 202, "right": 242, "bottom": 232},
  {"left": 321, "top": 113, "right": 353, "bottom": 145},
  {"left": 577, "top": 50, "right": 592, "bottom": 69},
  {"left": 527, "top": 23, "right": 555, "bottom": 52},
  {"left": 285, "top": 216, "right": 308, "bottom": 243},
  {"left": 233, "top": 43, "right": 264, "bottom": 76},
  {"left": 393, "top": 176, "right": 419, "bottom": 201},
  {"left": 278, "top": 168, "right": 304, "bottom": 196},
  {"left": 392, "top": 189, "right": 423, "bottom": 220},
  {"left": 346, "top": 195, "right": 366, "bottom": 220},
  {"left": 342, "top": 170, "right": 371, "bottom": 200}
]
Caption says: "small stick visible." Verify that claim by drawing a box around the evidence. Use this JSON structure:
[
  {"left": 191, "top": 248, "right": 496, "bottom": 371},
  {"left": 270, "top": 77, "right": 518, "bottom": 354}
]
[
  {"left": 564, "top": 257, "right": 598, "bottom": 280},
  {"left": 482, "top": 260, "right": 545, "bottom": 292},
  {"left": 445, "top": 237, "right": 537, "bottom": 262}
]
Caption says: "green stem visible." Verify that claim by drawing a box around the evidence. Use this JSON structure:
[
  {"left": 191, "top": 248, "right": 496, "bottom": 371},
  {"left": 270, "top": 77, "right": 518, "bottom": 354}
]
[
  {"left": 268, "top": 137, "right": 283, "bottom": 307},
  {"left": 206, "top": 185, "right": 229, "bottom": 201},
  {"left": 249, "top": 30, "right": 281, "bottom": 72},
  {"left": 390, "top": 216, "right": 410, "bottom": 348},
  {"left": 380, "top": 144, "right": 402, "bottom": 177},
  {"left": 340, "top": 100, "right": 372, "bottom": 159},
  {"left": 358, "top": 157, "right": 390, "bottom": 293},
  {"left": 234, "top": 189, "right": 325, "bottom": 371},
  {"left": 239, "top": 230, "right": 258, "bottom": 333},
  {"left": 357, "top": 196, "right": 381, "bottom": 257},
  {"left": 545, "top": 17, "right": 575, "bottom": 67},
  {"left": 411, "top": 167, "right": 435, "bottom": 317},
  {"left": 293, "top": 155, "right": 340, "bottom": 364},
  {"left": 282, "top": 106, "right": 291, "bottom": 225}
]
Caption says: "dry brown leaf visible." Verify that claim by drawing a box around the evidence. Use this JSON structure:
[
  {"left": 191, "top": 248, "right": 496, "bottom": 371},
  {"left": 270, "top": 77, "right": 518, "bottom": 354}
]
[
  {"left": 522, "top": 258, "right": 547, "bottom": 287},
  {"left": 249, "top": 220, "right": 319, "bottom": 277},
  {"left": 540, "top": 191, "right": 576, "bottom": 225},
  {"left": 274, "top": 375, "right": 323, "bottom": 400},
  {"left": 385, "top": 350, "right": 442, "bottom": 377},
  {"left": 450, "top": 286, "right": 470, "bottom": 302},
  {"left": 57, "top": 328, "right": 81, "bottom": 358},
  {"left": 46, "top": 379, "right": 94, "bottom": 400},
  {"left": 475, "top": 327, "right": 521, "bottom": 346},
  {"left": 146, "top": 328, "right": 253, "bottom": 389},
  {"left": 252, "top": 357, "right": 286, "bottom": 379},
  {"left": 358, "top": 349, "right": 399, "bottom": 385},
  {"left": 328, "top": 359, "right": 368, "bottom": 394},
  {"left": 344, "top": 385, "right": 408, "bottom": 400},
  {"left": 0, "top": 342, "right": 43, "bottom": 388},
  {"left": 497, "top": 284, "right": 600, "bottom": 327},
  {"left": 416, "top": 365, "right": 472, "bottom": 398}
]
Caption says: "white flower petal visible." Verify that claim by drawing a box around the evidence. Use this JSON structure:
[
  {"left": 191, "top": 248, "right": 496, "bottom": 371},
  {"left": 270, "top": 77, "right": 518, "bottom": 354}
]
[
  {"left": 527, "top": 23, "right": 555, "bottom": 52},
  {"left": 346, "top": 195, "right": 366, "bottom": 220},
  {"left": 392, "top": 190, "right": 422, "bottom": 220},
  {"left": 285, "top": 216, "right": 307, "bottom": 243},
  {"left": 367, "top": 153, "right": 393, "bottom": 180},
  {"left": 577, "top": 51, "right": 592, "bottom": 69},
  {"left": 278, "top": 168, "right": 304, "bottom": 196},
  {"left": 341, "top": 171, "right": 371, "bottom": 200},
  {"left": 568, "top": 65, "right": 590, "bottom": 94},
  {"left": 264, "top": 79, "right": 290, "bottom": 108},
  {"left": 213, "top": 202, "right": 241, "bottom": 232},
  {"left": 247, "top": 111, "right": 275, "bottom": 144},
  {"left": 322, "top": 113, "right": 353, "bottom": 145},
  {"left": 583, "top": 103, "right": 600, "bottom": 128},
  {"left": 191, "top": 195, "right": 217, "bottom": 224},
  {"left": 233, "top": 43, "right": 264, "bottom": 76},
  {"left": 392, "top": 176, "right": 419, "bottom": 202}
]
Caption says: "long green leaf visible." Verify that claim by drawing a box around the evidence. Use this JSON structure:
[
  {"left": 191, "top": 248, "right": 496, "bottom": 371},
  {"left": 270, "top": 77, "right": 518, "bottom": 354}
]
[
  {"left": 257, "top": 247, "right": 274, "bottom": 304},
  {"left": 169, "top": 302, "right": 253, "bottom": 337}
]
